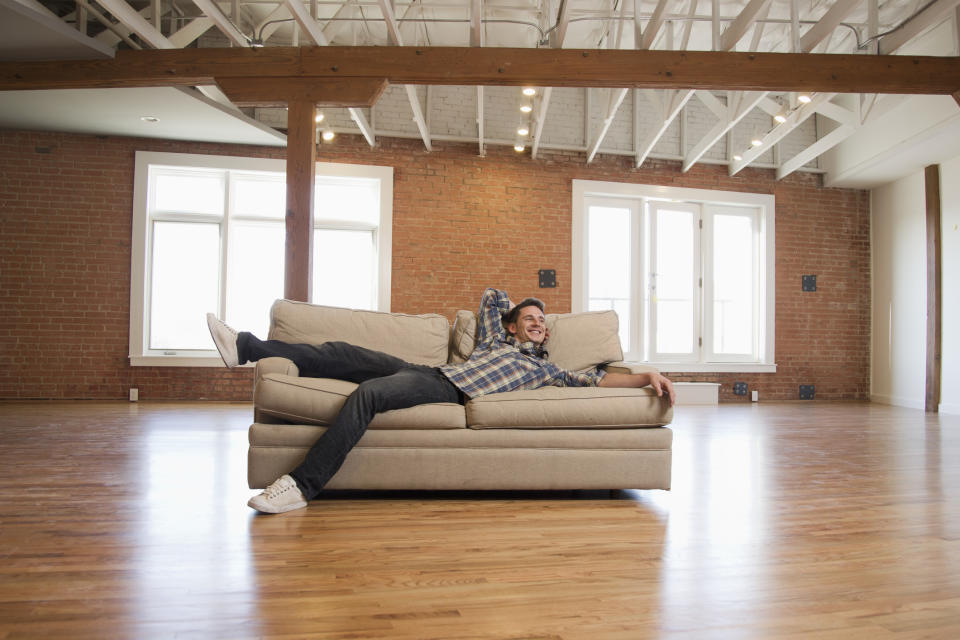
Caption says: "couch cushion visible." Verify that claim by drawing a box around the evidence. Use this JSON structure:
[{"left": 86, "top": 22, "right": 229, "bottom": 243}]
[
  {"left": 255, "top": 373, "right": 466, "bottom": 429},
  {"left": 269, "top": 299, "right": 450, "bottom": 366},
  {"left": 466, "top": 386, "right": 672, "bottom": 429},
  {"left": 448, "top": 309, "right": 624, "bottom": 371}
]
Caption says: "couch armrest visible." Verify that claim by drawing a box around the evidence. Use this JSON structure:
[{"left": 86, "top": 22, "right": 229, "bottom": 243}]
[
  {"left": 603, "top": 361, "right": 660, "bottom": 375},
  {"left": 255, "top": 357, "right": 300, "bottom": 383}
]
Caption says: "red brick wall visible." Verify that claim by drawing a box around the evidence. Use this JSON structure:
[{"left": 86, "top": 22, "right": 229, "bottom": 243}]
[{"left": 0, "top": 129, "right": 870, "bottom": 401}]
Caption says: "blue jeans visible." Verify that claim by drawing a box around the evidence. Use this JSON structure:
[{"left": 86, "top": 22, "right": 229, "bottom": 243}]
[{"left": 238, "top": 335, "right": 463, "bottom": 499}]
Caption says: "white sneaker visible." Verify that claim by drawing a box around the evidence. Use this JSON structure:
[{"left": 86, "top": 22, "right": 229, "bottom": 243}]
[
  {"left": 206, "top": 313, "right": 239, "bottom": 368},
  {"left": 248, "top": 475, "right": 308, "bottom": 514}
]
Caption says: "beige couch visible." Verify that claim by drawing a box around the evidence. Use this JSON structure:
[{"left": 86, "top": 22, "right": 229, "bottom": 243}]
[{"left": 248, "top": 299, "right": 673, "bottom": 491}]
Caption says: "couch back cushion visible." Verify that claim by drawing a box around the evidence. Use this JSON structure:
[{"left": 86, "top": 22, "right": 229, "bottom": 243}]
[
  {"left": 449, "top": 309, "right": 623, "bottom": 371},
  {"left": 269, "top": 299, "right": 451, "bottom": 366}
]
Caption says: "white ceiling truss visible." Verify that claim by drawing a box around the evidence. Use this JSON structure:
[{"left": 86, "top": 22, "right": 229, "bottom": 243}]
[{"left": 9, "top": 0, "right": 960, "bottom": 178}]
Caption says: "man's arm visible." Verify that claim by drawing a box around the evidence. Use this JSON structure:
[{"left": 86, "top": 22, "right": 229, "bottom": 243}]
[
  {"left": 476, "top": 288, "right": 512, "bottom": 347},
  {"left": 599, "top": 371, "right": 676, "bottom": 406}
]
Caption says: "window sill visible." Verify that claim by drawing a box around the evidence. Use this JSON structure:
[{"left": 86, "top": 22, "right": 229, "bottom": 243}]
[
  {"left": 644, "top": 362, "right": 777, "bottom": 374},
  {"left": 129, "top": 355, "right": 253, "bottom": 368}
]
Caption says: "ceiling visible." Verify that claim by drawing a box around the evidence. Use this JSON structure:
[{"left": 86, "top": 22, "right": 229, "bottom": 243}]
[{"left": 1, "top": 0, "right": 958, "bottom": 187}]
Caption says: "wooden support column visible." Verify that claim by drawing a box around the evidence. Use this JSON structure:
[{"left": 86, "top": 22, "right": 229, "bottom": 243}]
[
  {"left": 284, "top": 100, "right": 316, "bottom": 302},
  {"left": 925, "top": 164, "right": 942, "bottom": 413}
]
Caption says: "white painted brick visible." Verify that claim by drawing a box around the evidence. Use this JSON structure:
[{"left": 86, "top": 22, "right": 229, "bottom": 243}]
[
  {"left": 248, "top": 77, "right": 824, "bottom": 171},
  {"left": 735, "top": 108, "right": 777, "bottom": 165},
  {"left": 483, "top": 86, "right": 529, "bottom": 142},
  {"left": 430, "top": 86, "right": 478, "bottom": 138},
  {"left": 589, "top": 88, "right": 633, "bottom": 154},
  {"left": 780, "top": 117, "right": 819, "bottom": 169},
  {"left": 541, "top": 88, "right": 586, "bottom": 148},
  {"left": 373, "top": 85, "right": 422, "bottom": 136},
  {"left": 684, "top": 92, "right": 728, "bottom": 162}
]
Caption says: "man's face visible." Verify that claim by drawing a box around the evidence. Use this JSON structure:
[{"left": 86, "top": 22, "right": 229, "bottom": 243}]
[{"left": 508, "top": 305, "right": 547, "bottom": 344}]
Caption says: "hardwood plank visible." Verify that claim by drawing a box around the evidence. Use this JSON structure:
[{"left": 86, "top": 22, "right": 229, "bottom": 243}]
[
  {"left": 0, "top": 401, "right": 959, "bottom": 638},
  {"left": 1, "top": 47, "right": 959, "bottom": 96},
  {"left": 925, "top": 165, "right": 943, "bottom": 413}
]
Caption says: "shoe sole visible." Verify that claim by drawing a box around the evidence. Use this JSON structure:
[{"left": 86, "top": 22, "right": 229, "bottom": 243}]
[
  {"left": 206, "top": 313, "right": 238, "bottom": 368},
  {"left": 247, "top": 497, "right": 308, "bottom": 514}
]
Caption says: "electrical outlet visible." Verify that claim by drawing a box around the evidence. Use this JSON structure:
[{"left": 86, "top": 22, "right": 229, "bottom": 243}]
[
  {"left": 799, "top": 385, "right": 815, "bottom": 400},
  {"left": 129, "top": 388, "right": 139, "bottom": 402},
  {"left": 751, "top": 390, "right": 759, "bottom": 402}
]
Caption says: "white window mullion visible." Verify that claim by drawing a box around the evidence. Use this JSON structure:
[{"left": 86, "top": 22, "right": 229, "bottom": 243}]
[
  {"left": 630, "top": 200, "right": 645, "bottom": 362},
  {"left": 220, "top": 171, "right": 232, "bottom": 321}
]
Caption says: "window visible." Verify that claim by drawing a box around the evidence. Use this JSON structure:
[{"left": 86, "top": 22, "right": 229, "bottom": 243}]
[
  {"left": 130, "top": 152, "right": 393, "bottom": 366},
  {"left": 573, "top": 180, "right": 775, "bottom": 372}
]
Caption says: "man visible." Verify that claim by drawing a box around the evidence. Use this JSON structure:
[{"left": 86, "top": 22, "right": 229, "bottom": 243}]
[{"left": 207, "top": 288, "right": 674, "bottom": 514}]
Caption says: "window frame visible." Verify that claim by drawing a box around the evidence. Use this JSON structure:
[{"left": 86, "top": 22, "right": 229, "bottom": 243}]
[
  {"left": 130, "top": 151, "right": 393, "bottom": 367},
  {"left": 572, "top": 179, "right": 776, "bottom": 373}
]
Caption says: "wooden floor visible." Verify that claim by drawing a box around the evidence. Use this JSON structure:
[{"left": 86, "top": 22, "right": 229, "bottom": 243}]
[{"left": 1, "top": 402, "right": 959, "bottom": 639}]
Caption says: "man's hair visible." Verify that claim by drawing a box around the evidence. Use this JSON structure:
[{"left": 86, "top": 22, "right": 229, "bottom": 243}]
[{"left": 503, "top": 297, "right": 546, "bottom": 326}]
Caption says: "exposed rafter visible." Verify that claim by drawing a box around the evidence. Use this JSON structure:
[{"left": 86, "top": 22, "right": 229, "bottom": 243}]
[
  {"left": 94, "top": 0, "right": 173, "bottom": 49},
  {"left": 283, "top": 0, "right": 375, "bottom": 146},
  {"left": 703, "top": 0, "right": 861, "bottom": 175},
  {"left": 879, "top": 0, "right": 960, "bottom": 55},
  {"left": 168, "top": 18, "right": 215, "bottom": 48},
  {"left": 586, "top": 0, "right": 632, "bottom": 163},
  {"left": 472, "top": 0, "right": 484, "bottom": 157},
  {"left": 377, "top": 0, "right": 432, "bottom": 151},
  {"left": 635, "top": 0, "right": 699, "bottom": 168},
  {"left": 680, "top": 0, "right": 777, "bottom": 172},
  {"left": 190, "top": 0, "right": 249, "bottom": 47},
  {"left": 729, "top": 92, "right": 835, "bottom": 175},
  {"left": 719, "top": 0, "right": 772, "bottom": 52},
  {"left": 532, "top": 0, "right": 571, "bottom": 159}
]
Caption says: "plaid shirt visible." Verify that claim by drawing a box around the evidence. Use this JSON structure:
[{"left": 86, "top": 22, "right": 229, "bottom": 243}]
[{"left": 440, "top": 288, "right": 605, "bottom": 399}]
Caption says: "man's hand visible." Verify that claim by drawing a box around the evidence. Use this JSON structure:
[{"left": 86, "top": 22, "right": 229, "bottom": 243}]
[
  {"left": 598, "top": 371, "right": 676, "bottom": 406},
  {"left": 647, "top": 372, "right": 675, "bottom": 406}
]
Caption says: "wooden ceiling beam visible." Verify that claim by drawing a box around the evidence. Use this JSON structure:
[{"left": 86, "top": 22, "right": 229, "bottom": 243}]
[
  {"left": 1, "top": 47, "right": 958, "bottom": 96},
  {"left": 216, "top": 76, "right": 387, "bottom": 107}
]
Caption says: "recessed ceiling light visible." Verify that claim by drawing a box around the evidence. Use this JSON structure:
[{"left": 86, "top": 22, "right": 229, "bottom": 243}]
[
  {"left": 797, "top": 93, "right": 812, "bottom": 104},
  {"left": 751, "top": 138, "right": 763, "bottom": 147},
  {"left": 140, "top": 116, "right": 159, "bottom": 123},
  {"left": 517, "top": 126, "right": 530, "bottom": 136},
  {"left": 774, "top": 113, "right": 787, "bottom": 124},
  {"left": 522, "top": 87, "right": 536, "bottom": 96},
  {"left": 322, "top": 129, "right": 335, "bottom": 141},
  {"left": 514, "top": 144, "right": 525, "bottom": 152},
  {"left": 733, "top": 154, "right": 743, "bottom": 161},
  {"left": 315, "top": 113, "right": 325, "bottom": 123},
  {"left": 520, "top": 104, "right": 533, "bottom": 113}
]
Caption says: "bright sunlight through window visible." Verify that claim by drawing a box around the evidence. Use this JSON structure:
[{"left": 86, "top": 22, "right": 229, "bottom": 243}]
[{"left": 130, "top": 152, "right": 392, "bottom": 366}]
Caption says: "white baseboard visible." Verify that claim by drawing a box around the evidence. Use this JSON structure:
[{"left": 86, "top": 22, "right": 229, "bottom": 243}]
[
  {"left": 870, "top": 394, "right": 925, "bottom": 410},
  {"left": 938, "top": 402, "right": 960, "bottom": 415},
  {"left": 674, "top": 382, "right": 720, "bottom": 405}
]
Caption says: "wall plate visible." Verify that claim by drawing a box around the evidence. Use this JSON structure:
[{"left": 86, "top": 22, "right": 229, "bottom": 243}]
[
  {"left": 539, "top": 269, "right": 556, "bottom": 288},
  {"left": 799, "top": 384, "right": 815, "bottom": 400}
]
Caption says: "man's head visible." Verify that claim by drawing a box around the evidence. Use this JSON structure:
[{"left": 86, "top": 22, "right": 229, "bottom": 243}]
[{"left": 504, "top": 297, "right": 547, "bottom": 345}]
